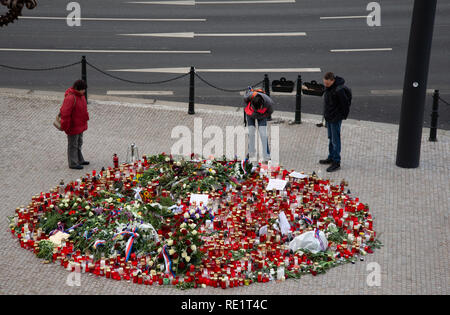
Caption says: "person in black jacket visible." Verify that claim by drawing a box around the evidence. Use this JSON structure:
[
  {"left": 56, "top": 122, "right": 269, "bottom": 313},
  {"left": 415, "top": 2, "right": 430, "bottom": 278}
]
[{"left": 319, "top": 72, "right": 351, "bottom": 172}]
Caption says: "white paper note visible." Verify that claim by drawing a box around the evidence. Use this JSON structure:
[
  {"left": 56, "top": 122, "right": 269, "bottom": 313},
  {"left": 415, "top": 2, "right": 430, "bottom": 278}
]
[
  {"left": 289, "top": 171, "right": 308, "bottom": 179},
  {"left": 189, "top": 194, "right": 209, "bottom": 205},
  {"left": 266, "top": 179, "right": 287, "bottom": 191}
]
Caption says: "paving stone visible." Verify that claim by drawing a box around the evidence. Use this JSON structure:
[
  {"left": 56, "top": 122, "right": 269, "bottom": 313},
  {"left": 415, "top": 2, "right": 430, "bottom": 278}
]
[{"left": 0, "top": 89, "right": 448, "bottom": 295}]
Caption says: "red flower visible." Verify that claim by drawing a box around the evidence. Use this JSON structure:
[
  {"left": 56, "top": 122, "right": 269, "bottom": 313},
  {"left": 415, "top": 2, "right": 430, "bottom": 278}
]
[
  {"left": 179, "top": 262, "right": 185, "bottom": 270},
  {"left": 185, "top": 239, "right": 191, "bottom": 246}
]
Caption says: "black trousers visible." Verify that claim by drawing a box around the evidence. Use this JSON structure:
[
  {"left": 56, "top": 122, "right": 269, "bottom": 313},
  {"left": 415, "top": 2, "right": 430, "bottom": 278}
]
[{"left": 67, "top": 133, "right": 85, "bottom": 167}]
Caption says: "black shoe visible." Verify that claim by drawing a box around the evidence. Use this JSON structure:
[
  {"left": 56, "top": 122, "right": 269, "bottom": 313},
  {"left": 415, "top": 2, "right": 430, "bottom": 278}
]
[
  {"left": 80, "top": 161, "right": 90, "bottom": 165},
  {"left": 326, "top": 162, "right": 341, "bottom": 172},
  {"left": 69, "top": 165, "right": 84, "bottom": 170},
  {"left": 319, "top": 158, "right": 333, "bottom": 165}
]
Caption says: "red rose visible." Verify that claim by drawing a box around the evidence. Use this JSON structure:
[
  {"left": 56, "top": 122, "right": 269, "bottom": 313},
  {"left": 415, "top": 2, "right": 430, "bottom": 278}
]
[
  {"left": 172, "top": 252, "right": 179, "bottom": 259},
  {"left": 187, "top": 248, "right": 193, "bottom": 254},
  {"left": 181, "top": 229, "right": 188, "bottom": 236},
  {"left": 185, "top": 239, "right": 191, "bottom": 246},
  {"left": 179, "top": 262, "right": 185, "bottom": 270}
]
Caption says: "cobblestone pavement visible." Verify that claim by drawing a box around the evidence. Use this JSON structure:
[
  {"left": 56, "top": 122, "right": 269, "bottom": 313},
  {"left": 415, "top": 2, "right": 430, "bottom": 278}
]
[{"left": 0, "top": 88, "right": 448, "bottom": 295}]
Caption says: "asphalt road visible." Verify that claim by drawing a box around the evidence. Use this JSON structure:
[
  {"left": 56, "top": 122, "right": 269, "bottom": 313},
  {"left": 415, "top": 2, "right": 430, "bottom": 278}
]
[{"left": 1, "top": 0, "right": 449, "bottom": 129}]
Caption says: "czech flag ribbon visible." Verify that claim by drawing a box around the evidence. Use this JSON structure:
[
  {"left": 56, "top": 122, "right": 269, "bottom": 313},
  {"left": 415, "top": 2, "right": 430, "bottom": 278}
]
[
  {"left": 314, "top": 228, "right": 326, "bottom": 251},
  {"left": 124, "top": 228, "right": 138, "bottom": 262},
  {"left": 93, "top": 240, "right": 106, "bottom": 249},
  {"left": 112, "top": 228, "right": 139, "bottom": 261},
  {"left": 162, "top": 245, "right": 176, "bottom": 278},
  {"left": 302, "top": 215, "right": 313, "bottom": 225},
  {"left": 241, "top": 159, "right": 248, "bottom": 175}
]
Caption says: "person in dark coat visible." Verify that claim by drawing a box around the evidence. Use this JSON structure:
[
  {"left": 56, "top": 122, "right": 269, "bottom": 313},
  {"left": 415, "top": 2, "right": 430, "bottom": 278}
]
[
  {"left": 243, "top": 89, "right": 274, "bottom": 162},
  {"left": 60, "top": 80, "right": 89, "bottom": 169},
  {"left": 319, "top": 72, "right": 351, "bottom": 172}
]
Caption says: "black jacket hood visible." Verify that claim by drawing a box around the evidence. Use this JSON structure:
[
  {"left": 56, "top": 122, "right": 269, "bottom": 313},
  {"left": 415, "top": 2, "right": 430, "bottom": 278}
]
[{"left": 328, "top": 76, "right": 345, "bottom": 89}]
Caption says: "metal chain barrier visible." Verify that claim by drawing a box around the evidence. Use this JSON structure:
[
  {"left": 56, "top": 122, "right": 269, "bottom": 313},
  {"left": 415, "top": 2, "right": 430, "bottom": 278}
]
[
  {"left": 86, "top": 61, "right": 190, "bottom": 85},
  {"left": 0, "top": 61, "right": 81, "bottom": 71},
  {"left": 194, "top": 72, "right": 264, "bottom": 93},
  {"left": 438, "top": 96, "right": 449, "bottom": 106}
]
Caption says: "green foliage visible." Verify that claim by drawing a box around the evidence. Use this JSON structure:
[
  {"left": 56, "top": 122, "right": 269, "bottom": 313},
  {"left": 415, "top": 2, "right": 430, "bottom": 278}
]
[
  {"left": 40, "top": 210, "right": 64, "bottom": 234},
  {"left": 37, "top": 240, "right": 54, "bottom": 261}
]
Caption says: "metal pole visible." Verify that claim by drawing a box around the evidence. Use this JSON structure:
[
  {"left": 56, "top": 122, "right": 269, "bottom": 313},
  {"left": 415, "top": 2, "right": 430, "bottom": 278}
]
[
  {"left": 263, "top": 74, "right": 270, "bottom": 96},
  {"left": 295, "top": 75, "right": 302, "bottom": 124},
  {"left": 188, "top": 66, "right": 195, "bottom": 115},
  {"left": 81, "top": 55, "right": 88, "bottom": 103},
  {"left": 429, "top": 89, "right": 439, "bottom": 142},
  {"left": 263, "top": 74, "right": 272, "bottom": 120},
  {"left": 396, "top": 0, "right": 437, "bottom": 168}
]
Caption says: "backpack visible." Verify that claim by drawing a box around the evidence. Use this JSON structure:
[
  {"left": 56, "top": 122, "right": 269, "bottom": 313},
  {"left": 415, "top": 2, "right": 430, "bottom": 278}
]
[
  {"left": 244, "top": 88, "right": 268, "bottom": 117},
  {"left": 336, "top": 85, "right": 352, "bottom": 119}
]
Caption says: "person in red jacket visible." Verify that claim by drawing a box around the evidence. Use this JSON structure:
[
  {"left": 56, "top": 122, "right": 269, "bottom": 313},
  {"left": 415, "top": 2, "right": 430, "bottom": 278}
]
[{"left": 60, "top": 80, "right": 89, "bottom": 169}]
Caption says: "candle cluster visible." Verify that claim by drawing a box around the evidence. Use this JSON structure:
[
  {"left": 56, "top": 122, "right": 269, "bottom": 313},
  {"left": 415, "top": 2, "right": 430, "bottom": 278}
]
[{"left": 9, "top": 153, "right": 381, "bottom": 289}]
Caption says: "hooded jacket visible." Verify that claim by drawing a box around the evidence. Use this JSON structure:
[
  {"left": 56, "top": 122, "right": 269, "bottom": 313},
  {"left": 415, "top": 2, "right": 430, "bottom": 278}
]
[
  {"left": 60, "top": 88, "right": 89, "bottom": 135},
  {"left": 243, "top": 90, "right": 274, "bottom": 120},
  {"left": 323, "top": 76, "right": 349, "bottom": 123}
]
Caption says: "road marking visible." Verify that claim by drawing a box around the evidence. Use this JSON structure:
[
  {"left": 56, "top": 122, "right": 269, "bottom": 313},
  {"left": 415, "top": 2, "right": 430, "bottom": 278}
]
[
  {"left": 127, "top": 0, "right": 296, "bottom": 5},
  {"left": 109, "top": 67, "right": 321, "bottom": 73},
  {"left": 0, "top": 48, "right": 210, "bottom": 54},
  {"left": 239, "top": 91, "right": 297, "bottom": 96},
  {"left": 320, "top": 16, "right": 367, "bottom": 20},
  {"left": 19, "top": 16, "right": 206, "bottom": 22},
  {"left": 128, "top": 0, "right": 196, "bottom": 4},
  {"left": 119, "top": 32, "right": 307, "bottom": 38},
  {"left": 370, "top": 89, "right": 434, "bottom": 95},
  {"left": 107, "top": 90, "right": 174, "bottom": 96},
  {"left": 330, "top": 48, "right": 392, "bottom": 52}
]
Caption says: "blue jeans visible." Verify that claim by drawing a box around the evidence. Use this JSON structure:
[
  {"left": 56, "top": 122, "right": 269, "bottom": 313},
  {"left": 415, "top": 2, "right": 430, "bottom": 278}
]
[
  {"left": 327, "top": 120, "right": 342, "bottom": 163},
  {"left": 247, "top": 115, "right": 271, "bottom": 160}
]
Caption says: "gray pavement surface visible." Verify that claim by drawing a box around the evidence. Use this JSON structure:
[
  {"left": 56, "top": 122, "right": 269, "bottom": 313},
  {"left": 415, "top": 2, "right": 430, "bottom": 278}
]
[
  {"left": 1, "top": 0, "right": 449, "bottom": 128},
  {"left": 0, "top": 88, "right": 449, "bottom": 295}
]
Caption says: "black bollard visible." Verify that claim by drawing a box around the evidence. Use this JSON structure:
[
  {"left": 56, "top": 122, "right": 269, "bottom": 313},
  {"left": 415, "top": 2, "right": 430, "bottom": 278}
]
[
  {"left": 81, "top": 56, "right": 88, "bottom": 103},
  {"left": 188, "top": 66, "right": 195, "bottom": 115},
  {"left": 295, "top": 75, "right": 302, "bottom": 124},
  {"left": 429, "top": 90, "right": 439, "bottom": 142}
]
